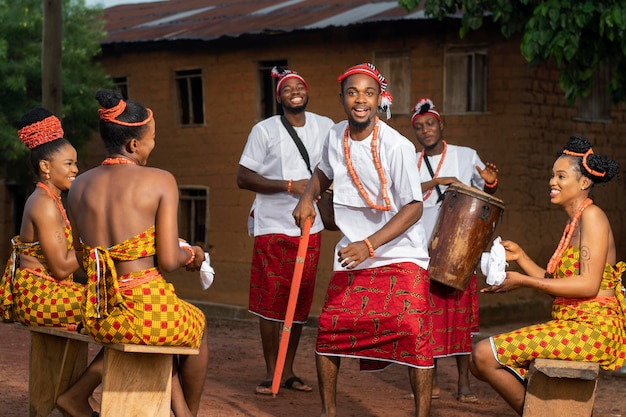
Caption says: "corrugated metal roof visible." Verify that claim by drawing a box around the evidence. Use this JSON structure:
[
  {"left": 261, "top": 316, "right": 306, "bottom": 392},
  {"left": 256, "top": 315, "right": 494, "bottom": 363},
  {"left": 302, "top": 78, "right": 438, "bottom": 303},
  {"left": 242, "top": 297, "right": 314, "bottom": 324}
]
[{"left": 101, "top": 0, "right": 443, "bottom": 44}]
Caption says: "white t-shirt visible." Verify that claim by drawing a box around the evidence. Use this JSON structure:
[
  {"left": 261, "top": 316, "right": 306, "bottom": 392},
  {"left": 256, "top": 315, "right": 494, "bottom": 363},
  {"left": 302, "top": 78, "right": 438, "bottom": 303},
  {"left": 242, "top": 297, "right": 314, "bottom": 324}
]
[
  {"left": 318, "top": 120, "right": 430, "bottom": 271},
  {"left": 416, "top": 143, "right": 486, "bottom": 240},
  {"left": 239, "top": 112, "right": 334, "bottom": 237}
]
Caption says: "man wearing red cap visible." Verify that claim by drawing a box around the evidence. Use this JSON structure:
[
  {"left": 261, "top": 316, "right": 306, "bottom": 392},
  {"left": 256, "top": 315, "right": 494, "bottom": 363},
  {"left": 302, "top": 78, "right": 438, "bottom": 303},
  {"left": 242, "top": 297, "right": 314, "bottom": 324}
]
[
  {"left": 410, "top": 98, "right": 498, "bottom": 404},
  {"left": 237, "top": 67, "right": 334, "bottom": 395},
  {"left": 293, "top": 63, "right": 433, "bottom": 417}
]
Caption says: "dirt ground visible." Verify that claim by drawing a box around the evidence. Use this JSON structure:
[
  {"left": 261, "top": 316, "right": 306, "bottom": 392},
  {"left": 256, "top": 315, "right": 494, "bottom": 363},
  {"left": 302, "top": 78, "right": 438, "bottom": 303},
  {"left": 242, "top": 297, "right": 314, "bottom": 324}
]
[{"left": 1, "top": 316, "right": 625, "bottom": 417}]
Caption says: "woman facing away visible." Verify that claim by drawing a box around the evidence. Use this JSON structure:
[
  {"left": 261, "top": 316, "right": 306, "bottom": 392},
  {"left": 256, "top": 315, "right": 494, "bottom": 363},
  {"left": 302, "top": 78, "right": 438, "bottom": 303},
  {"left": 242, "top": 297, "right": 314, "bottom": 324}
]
[
  {"left": 470, "top": 135, "right": 625, "bottom": 415},
  {"left": 57, "top": 89, "right": 209, "bottom": 417},
  {"left": 0, "top": 107, "right": 83, "bottom": 327}
]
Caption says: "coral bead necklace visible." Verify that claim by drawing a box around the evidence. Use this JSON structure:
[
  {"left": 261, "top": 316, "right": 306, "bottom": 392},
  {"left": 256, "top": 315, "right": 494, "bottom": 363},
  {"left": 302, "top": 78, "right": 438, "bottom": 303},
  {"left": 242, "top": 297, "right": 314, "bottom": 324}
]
[
  {"left": 343, "top": 119, "right": 391, "bottom": 211},
  {"left": 417, "top": 140, "right": 447, "bottom": 201},
  {"left": 36, "top": 181, "right": 70, "bottom": 227},
  {"left": 102, "top": 156, "right": 137, "bottom": 166},
  {"left": 546, "top": 197, "right": 593, "bottom": 275}
]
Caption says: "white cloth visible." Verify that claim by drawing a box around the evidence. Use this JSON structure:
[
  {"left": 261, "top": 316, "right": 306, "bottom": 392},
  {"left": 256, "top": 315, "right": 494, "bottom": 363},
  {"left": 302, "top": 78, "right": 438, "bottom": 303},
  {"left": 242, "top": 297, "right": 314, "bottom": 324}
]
[
  {"left": 239, "top": 112, "right": 334, "bottom": 237},
  {"left": 199, "top": 252, "right": 215, "bottom": 290},
  {"left": 417, "top": 144, "right": 486, "bottom": 241},
  {"left": 480, "top": 236, "right": 507, "bottom": 286},
  {"left": 318, "top": 120, "right": 430, "bottom": 271},
  {"left": 179, "top": 241, "right": 215, "bottom": 290}
]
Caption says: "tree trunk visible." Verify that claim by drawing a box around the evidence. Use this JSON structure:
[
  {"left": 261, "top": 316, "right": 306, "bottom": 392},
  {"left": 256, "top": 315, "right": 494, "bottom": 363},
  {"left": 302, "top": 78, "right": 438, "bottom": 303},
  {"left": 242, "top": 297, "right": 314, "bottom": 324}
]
[{"left": 42, "top": 0, "right": 62, "bottom": 116}]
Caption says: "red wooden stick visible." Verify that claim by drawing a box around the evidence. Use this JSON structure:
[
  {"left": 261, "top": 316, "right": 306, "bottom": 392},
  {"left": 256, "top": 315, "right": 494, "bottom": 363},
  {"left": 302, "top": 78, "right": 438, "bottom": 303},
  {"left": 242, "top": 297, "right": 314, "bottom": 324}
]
[{"left": 271, "top": 217, "right": 312, "bottom": 396}]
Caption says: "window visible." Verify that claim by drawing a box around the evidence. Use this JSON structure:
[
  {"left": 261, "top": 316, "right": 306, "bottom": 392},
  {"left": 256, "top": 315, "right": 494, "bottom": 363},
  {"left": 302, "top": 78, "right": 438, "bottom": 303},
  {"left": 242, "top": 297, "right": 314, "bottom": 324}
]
[
  {"left": 577, "top": 65, "right": 611, "bottom": 122},
  {"left": 178, "top": 186, "right": 209, "bottom": 248},
  {"left": 258, "top": 60, "right": 288, "bottom": 119},
  {"left": 112, "top": 76, "right": 128, "bottom": 100},
  {"left": 375, "top": 51, "right": 410, "bottom": 115},
  {"left": 175, "top": 69, "right": 205, "bottom": 125},
  {"left": 444, "top": 46, "right": 487, "bottom": 114}
]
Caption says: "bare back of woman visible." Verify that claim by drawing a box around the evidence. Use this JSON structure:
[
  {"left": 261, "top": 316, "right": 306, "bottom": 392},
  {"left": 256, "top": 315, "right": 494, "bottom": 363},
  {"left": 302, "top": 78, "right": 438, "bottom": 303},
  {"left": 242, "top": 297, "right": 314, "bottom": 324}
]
[{"left": 58, "top": 89, "right": 209, "bottom": 417}]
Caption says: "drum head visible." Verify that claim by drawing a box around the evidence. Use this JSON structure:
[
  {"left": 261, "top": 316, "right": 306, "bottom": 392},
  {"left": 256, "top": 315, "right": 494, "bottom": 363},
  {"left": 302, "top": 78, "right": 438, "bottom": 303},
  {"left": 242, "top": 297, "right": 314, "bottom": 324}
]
[{"left": 445, "top": 183, "right": 505, "bottom": 210}]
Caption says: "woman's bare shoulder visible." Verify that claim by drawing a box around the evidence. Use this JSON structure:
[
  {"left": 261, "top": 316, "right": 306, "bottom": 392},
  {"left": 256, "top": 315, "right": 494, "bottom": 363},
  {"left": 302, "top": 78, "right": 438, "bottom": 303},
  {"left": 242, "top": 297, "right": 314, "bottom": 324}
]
[
  {"left": 142, "top": 166, "right": 178, "bottom": 187},
  {"left": 583, "top": 203, "right": 609, "bottom": 223},
  {"left": 581, "top": 204, "right": 611, "bottom": 237}
]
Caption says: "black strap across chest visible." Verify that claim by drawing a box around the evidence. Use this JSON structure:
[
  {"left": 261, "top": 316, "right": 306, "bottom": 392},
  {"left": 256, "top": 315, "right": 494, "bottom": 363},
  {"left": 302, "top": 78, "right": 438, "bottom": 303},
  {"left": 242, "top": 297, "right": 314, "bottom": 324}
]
[
  {"left": 423, "top": 155, "right": 444, "bottom": 203},
  {"left": 280, "top": 115, "right": 313, "bottom": 175}
]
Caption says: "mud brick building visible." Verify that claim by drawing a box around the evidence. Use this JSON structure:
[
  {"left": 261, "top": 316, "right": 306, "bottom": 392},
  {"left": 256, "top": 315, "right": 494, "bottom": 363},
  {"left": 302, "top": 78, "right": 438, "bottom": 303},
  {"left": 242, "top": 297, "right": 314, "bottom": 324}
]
[{"left": 2, "top": 0, "right": 625, "bottom": 324}]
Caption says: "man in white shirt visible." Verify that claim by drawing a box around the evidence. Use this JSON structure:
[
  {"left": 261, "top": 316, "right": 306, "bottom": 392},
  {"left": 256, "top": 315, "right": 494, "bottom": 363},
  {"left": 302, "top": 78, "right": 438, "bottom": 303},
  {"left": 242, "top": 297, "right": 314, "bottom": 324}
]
[
  {"left": 411, "top": 98, "right": 498, "bottom": 404},
  {"left": 294, "top": 63, "right": 433, "bottom": 417},
  {"left": 237, "top": 67, "right": 334, "bottom": 395}
]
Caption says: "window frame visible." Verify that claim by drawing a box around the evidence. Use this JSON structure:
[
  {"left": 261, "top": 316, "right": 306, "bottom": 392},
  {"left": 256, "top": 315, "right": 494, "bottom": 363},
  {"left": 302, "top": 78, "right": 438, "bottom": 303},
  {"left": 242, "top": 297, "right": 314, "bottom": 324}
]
[
  {"left": 174, "top": 68, "right": 206, "bottom": 126},
  {"left": 112, "top": 76, "right": 128, "bottom": 100},
  {"left": 374, "top": 51, "right": 411, "bottom": 116},
  {"left": 178, "top": 185, "right": 209, "bottom": 248},
  {"left": 257, "top": 60, "right": 288, "bottom": 120},
  {"left": 443, "top": 45, "right": 488, "bottom": 115},
  {"left": 576, "top": 64, "right": 612, "bottom": 123}
]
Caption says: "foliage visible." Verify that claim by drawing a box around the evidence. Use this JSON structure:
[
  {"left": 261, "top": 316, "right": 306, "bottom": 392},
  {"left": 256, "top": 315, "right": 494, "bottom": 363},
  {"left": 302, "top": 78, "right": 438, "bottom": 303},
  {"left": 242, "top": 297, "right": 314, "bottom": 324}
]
[
  {"left": 0, "top": 0, "right": 112, "bottom": 187},
  {"left": 398, "top": 0, "right": 626, "bottom": 105}
]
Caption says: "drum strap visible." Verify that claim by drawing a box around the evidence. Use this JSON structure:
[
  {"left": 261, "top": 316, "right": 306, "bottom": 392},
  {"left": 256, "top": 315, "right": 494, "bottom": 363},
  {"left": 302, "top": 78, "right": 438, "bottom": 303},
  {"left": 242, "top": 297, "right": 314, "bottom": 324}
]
[{"left": 423, "top": 155, "right": 445, "bottom": 202}]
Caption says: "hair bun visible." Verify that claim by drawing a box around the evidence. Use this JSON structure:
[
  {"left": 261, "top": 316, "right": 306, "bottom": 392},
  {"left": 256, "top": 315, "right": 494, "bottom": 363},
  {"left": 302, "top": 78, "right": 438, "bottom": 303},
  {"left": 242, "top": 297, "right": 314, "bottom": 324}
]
[
  {"left": 95, "top": 89, "right": 123, "bottom": 109},
  {"left": 563, "top": 135, "right": 592, "bottom": 154},
  {"left": 560, "top": 135, "right": 619, "bottom": 183}
]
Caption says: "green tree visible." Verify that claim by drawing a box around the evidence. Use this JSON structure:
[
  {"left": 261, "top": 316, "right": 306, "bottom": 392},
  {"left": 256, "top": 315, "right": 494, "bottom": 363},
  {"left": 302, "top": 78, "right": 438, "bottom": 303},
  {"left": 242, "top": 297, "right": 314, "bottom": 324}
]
[
  {"left": 0, "top": 0, "right": 112, "bottom": 187},
  {"left": 399, "top": 0, "right": 626, "bottom": 105}
]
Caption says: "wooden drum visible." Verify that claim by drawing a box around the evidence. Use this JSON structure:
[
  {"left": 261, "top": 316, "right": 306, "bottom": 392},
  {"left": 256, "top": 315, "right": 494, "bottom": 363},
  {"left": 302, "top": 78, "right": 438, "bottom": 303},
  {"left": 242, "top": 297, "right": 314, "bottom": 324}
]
[{"left": 427, "top": 183, "right": 505, "bottom": 290}]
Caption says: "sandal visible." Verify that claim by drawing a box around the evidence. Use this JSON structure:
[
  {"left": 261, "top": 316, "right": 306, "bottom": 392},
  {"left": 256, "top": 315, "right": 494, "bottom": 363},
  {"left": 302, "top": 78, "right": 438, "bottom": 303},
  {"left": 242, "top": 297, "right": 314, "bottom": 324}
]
[
  {"left": 255, "top": 380, "right": 273, "bottom": 395},
  {"left": 282, "top": 376, "right": 313, "bottom": 392}
]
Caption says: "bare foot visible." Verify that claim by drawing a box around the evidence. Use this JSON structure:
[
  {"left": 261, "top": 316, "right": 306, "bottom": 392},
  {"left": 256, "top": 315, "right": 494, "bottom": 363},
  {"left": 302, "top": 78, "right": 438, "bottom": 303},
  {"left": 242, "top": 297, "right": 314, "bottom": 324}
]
[
  {"left": 57, "top": 391, "right": 96, "bottom": 417},
  {"left": 402, "top": 377, "right": 440, "bottom": 400},
  {"left": 457, "top": 392, "right": 480, "bottom": 404},
  {"left": 403, "top": 390, "right": 441, "bottom": 400},
  {"left": 88, "top": 395, "right": 100, "bottom": 413}
]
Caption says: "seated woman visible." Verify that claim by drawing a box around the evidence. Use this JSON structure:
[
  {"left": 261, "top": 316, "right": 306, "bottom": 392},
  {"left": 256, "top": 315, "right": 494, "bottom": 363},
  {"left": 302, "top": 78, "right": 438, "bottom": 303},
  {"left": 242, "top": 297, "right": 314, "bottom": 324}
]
[
  {"left": 0, "top": 108, "right": 83, "bottom": 328},
  {"left": 57, "top": 89, "right": 209, "bottom": 417},
  {"left": 470, "top": 135, "right": 625, "bottom": 416}
]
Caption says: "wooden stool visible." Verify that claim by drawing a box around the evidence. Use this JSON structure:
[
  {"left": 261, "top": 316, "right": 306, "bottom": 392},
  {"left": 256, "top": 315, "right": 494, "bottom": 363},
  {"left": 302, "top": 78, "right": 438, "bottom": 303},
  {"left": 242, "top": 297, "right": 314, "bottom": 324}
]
[
  {"left": 28, "top": 326, "right": 90, "bottom": 417},
  {"left": 99, "top": 340, "right": 198, "bottom": 416},
  {"left": 522, "top": 358, "right": 599, "bottom": 417},
  {"left": 26, "top": 325, "right": 199, "bottom": 417}
]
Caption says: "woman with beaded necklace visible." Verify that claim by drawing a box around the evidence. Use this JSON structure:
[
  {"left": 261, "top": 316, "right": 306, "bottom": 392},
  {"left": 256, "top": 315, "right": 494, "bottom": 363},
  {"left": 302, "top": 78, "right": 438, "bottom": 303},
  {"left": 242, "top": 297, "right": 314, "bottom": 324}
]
[
  {"left": 58, "top": 89, "right": 209, "bottom": 417},
  {"left": 0, "top": 107, "right": 83, "bottom": 328},
  {"left": 470, "top": 135, "right": 625, "bottom": 415}
]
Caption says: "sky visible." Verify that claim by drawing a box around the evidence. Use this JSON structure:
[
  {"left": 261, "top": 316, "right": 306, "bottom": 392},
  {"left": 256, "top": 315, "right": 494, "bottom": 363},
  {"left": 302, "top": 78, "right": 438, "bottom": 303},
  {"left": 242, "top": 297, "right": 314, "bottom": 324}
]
[{"left": 85, "top": 0, "right": 156, "bottom": 8}]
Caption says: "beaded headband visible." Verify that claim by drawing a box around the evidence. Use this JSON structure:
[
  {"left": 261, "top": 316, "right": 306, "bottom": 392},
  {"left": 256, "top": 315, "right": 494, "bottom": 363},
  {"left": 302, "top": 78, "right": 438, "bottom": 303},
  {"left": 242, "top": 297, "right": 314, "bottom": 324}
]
[
  {"left": 98, "top": 99, "right": 153, "bottom": 127},
  {"left": 338, "top": 63, "right": 393, "bottom": 119},
  {"left": 18, "top": 115, "right": 64, "bottom": 150},
  {"left": 411, "top": 98, "right": 441, "bottom": 127},
  {"left": 271, "top": 66, "right": 308, "bottom": 97},
  {"left": 562, "top": 148, "right": 606, "bottom": 178}
]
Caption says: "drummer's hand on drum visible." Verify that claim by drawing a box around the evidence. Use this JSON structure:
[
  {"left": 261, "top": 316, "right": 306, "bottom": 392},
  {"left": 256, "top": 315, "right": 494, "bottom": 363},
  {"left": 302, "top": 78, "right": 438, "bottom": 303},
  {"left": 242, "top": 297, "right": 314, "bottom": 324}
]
[
  {"left": 338, "top": 241, "right": 370, "bottom": 270},
  {"left": 436, "top": 176, "right": 460, "bottom": 186},
  {"left": 482, "top": 271, "right": 523, "bottom": 293},
  {"left": 501, "top": 240, "right": 525, "bottom": 262},
  {"left": 476, "top": 162, "right": 499, "bottom": 185}
]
